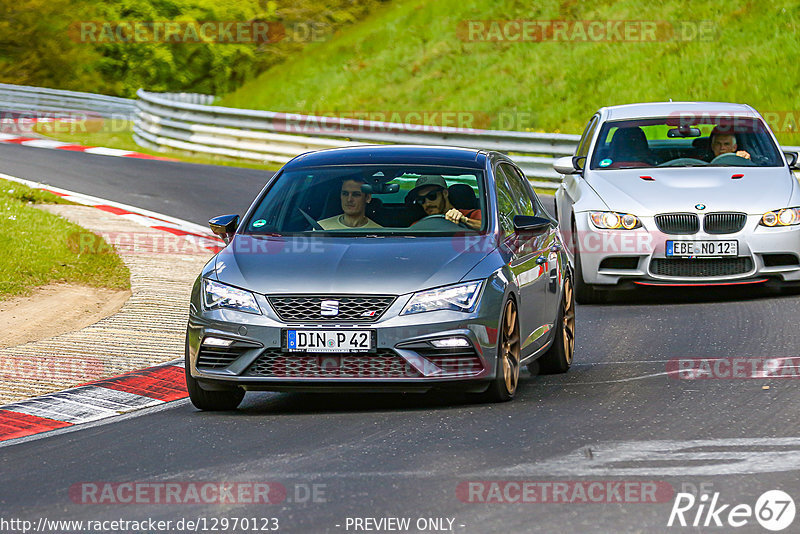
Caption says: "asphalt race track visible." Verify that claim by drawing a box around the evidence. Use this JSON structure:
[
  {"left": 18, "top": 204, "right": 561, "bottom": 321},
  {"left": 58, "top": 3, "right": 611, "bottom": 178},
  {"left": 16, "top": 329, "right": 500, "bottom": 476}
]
[
  {"left": 2, "top": 144, "right": 799, "bottom": 533},
  {"left": 0, "top": 144, "right": 270, "bottom": 225}
]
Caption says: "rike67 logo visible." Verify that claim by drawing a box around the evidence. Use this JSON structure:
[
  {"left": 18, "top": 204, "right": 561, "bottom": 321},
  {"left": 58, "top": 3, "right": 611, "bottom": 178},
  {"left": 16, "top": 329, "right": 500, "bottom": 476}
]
[{"left": 668, "top": 489, "right": 795, "bottom": 530}]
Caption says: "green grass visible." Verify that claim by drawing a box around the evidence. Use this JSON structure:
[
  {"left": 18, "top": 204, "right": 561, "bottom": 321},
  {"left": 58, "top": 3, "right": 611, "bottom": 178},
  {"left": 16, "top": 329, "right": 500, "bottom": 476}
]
[
  {"left": 219, "top": 0, "right": 800, "bottom": 145},
  {"left": 0, "top": 178, "right": 130, "bottom": 300},
  {"left": 32, "top": 120, "right": 281, "bottom": 171}
]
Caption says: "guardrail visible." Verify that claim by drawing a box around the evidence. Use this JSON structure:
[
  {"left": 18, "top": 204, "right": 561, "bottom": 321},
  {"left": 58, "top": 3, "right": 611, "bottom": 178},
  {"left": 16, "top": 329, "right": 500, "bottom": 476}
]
[
  {"left": 0, "top": 83, "right": 136, "bottom": 119},
  {"left": 9, "top": 84, "right": 798, "bottom": 191},
  {"left": 133, "top": 90, "right": 580, "bottom": 189}
]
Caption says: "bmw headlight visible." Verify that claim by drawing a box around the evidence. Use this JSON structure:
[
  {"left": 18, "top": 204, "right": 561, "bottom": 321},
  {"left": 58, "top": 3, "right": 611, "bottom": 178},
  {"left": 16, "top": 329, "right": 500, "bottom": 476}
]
[
  {"left": 203, "top": 279, "right": 261, "bottom": 314},
  {"left": 401, "top": 281, "right": 483, "bottom": 316},
  {"left": 590, "top": 211, "right": 642, "bottom": 230},
  {"left": 760, "top": 208, "right": 800, "bottom": 227}
]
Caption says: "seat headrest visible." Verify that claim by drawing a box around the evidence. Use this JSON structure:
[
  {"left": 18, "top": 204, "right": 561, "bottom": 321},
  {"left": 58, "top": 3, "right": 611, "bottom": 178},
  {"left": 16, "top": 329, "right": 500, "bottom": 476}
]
[
  {"left": 448, "top": 184, "right": 478, "bottom": 210},
  {"left": 609, "top": 127, "right": 651, "bottom": 161}
]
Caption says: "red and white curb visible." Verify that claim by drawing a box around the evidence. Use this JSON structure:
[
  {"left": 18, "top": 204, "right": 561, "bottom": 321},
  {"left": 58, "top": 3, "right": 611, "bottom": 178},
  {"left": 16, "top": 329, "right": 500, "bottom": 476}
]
[
  {"left": 0, "top": 362, "right": 188, "bottom": 443},
  {"left": 0, "top": 173, "right": 224, "bottom": 253},
  {"left": 0, "top": 132, "right": 176, "bottom": 161},
  {"left": 0, "top": 117, "right": 176, "bottom": 161}
]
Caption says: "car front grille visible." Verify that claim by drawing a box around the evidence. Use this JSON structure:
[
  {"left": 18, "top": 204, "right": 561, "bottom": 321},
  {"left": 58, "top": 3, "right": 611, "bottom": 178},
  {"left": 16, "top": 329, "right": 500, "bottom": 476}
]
[
  {"left": 655, "top": 213, "right": 699, "bottom": 234},
  {"left": 267, "top": 296, "right": 395, "bottom": 323},
  {"left": 196, "top": 347, "right": 245, "bottom": 369},
  {"left": 703, "top": 213, "right": 746, "bottom": 234},
  {"left": 650, "top": 257, "right": 753, "bottom": 277},
  {"left": 244, "top": 348, "right": 420, "bottom": 378}
]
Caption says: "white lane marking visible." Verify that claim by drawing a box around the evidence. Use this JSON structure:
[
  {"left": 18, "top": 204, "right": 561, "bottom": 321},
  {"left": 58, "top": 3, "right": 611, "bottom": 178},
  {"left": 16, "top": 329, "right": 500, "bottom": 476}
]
[
  {"left": 119, "top": 213, "right": 172, "bottom": 227},
  {"left": 4, "top": 396, "right": 121, "bottom": 424},
  {"left": 83, "top": 147, "right": 134, "bottom": 157},
  {"left": 483, "top": 437, "right": 800, "bottom": 477},
  {"left": 0, "top": 398, "right": 191, "bottom": 448},
  {"left": 2, "top": 386, "right": 163, "bottom": 424},
  {"left": 20, "top": 139, "right": 70, "bottom": 149},
  {"left": 551, "top": 371, "right": 675, "bottom": 385},
  {"left": 0, "top": 133, "right": 21, "bottom": 141},
  {"left": 54, "top": 386, "right": 162, "bottom": 411},
  {"left": 572, "top": 360, "right": 679, "bottom": 365}
]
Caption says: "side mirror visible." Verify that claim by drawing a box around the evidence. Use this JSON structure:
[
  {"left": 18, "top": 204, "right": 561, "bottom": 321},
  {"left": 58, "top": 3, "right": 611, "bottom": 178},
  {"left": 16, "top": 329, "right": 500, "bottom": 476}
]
[
  {"left": 209, "top": 214, "right": 239, "bottom": 245},
  {"left": 513, "top": 215, "right": 551, "bottom": 233},
  {"left": 553, "top": 156, "right": 580, "bottom": 175},
  {"left": 784, "top": 151, "right": 798, "bottom": 170}
]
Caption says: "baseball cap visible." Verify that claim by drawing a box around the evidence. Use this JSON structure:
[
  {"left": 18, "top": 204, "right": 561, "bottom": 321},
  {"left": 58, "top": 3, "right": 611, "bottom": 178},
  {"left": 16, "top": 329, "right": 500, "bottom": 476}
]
[{"left": 405, "top": 175, "right": 448, "bottom": 203}]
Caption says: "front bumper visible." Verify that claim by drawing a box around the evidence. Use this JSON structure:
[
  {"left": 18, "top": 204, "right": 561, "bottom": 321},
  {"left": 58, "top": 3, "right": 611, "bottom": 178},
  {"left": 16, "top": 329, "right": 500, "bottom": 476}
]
[
  {"left": 186, "top": 288, "right": 504, "bottom": 393},
  {"left": 575, "top": 212, "right": 800, "bottom": 286}
]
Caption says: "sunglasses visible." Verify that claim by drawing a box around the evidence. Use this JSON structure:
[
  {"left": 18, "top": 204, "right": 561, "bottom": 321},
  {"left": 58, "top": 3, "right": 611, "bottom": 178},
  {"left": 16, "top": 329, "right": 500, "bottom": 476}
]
[{"left": 414, "top": 189, "right": 442, "bottom": 205}]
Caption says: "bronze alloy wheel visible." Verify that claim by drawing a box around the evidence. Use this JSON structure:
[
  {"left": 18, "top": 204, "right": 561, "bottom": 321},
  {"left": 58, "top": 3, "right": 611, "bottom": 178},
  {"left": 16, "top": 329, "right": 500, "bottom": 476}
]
[
  {"left": 562, "top": 277, "right": 575, "bottom": 365},
  {"left": 534, "top": 275, "right": 576, "bottom": 375},
  {"left": 500, "top": 299, "right": 521, "bottom": 395}
]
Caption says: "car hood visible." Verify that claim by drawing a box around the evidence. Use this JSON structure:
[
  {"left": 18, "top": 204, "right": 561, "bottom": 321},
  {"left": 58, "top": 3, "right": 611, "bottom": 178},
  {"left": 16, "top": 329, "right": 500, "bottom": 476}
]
[
  {"left": 585, "top": 167, "right": 795, "bottom": 215},
  {"left": 211, "top": 234, "right": 495, "bottom": 295}
]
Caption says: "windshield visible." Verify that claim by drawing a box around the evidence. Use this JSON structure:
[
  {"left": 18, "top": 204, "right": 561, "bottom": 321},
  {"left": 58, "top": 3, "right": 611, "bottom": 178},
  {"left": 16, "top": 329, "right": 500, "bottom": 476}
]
[
  {"left": 242, "top": 165, "right": 486, "bottom": 236},
  {"left": 589, "top": 117, "right": 783, "bottom": 170}
]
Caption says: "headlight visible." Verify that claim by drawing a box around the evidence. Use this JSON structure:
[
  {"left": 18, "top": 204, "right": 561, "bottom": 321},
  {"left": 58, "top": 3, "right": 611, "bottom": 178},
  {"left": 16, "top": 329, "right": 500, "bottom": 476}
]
[
  {"left": 203, "top": 279, "right": 261, "bottom": 314},
  {"left": 760, "top": 208, "right": 800, "bottom": 227},
  {"left": 590, "top": 211, "right": 642, "bottom": 230},
  {"left": 401, "top": 281, "right": 483, "bottom": 316}
]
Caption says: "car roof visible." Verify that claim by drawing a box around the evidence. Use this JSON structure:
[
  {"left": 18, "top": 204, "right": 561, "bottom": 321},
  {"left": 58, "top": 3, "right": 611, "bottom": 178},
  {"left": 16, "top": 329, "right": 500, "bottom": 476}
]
[
  {"left": 599, "top": 102, "right": 760, "bottom": 121},
  {"left": 283, "top": 145, "right": 487, "bottom": 170}
]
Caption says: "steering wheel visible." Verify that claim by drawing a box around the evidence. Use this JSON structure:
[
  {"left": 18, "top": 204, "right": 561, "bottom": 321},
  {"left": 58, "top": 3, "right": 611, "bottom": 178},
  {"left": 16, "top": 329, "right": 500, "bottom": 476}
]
[
  {"left": 424, "top": 214, "right": 470, "bottom": 227},
  {"left": 657, "top": 157, "right": 708, "bottom": 167},
  {"left": 710, "top": 153, "right": 756, "bottom": 166},
  {"left": 413, "top": 214, "right": 468, "bottom": 230}
]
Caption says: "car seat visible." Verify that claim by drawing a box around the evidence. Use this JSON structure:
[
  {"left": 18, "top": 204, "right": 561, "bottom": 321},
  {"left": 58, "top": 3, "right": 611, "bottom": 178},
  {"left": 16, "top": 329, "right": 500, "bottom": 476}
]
[
  {"left": 608, "top": 127, "right": 654, "bottom": 166},
  {"left": 448, "top": 184, "right": 479, "bottom": 210}
]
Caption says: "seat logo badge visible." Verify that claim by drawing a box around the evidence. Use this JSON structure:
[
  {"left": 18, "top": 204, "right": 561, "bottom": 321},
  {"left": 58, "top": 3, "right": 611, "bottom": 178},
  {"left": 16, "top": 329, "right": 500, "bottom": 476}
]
[
  {"left": 695, "top": 204, "right": 706, "bottom": 210},
  {"left": 320, "top": 300, "right": 339, "bottom": 316}
]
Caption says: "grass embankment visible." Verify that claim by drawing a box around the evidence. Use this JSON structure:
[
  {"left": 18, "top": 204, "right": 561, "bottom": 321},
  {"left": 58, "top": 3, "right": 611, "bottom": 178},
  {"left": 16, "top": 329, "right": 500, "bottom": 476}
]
[
  {"left": 30, "top": 120, "right": 280, "bottom": 171},
  {"left": 219, "top": 0, "right": 800, "bottom": 145},
  {"left": 0, "top": 178, "right": 130, "bottom": 300}
]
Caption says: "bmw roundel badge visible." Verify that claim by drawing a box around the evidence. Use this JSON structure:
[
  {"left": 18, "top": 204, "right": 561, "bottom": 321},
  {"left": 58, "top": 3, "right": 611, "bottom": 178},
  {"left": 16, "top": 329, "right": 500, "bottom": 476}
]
[{"left": 695, "top": 204, "right": 706, "bottom": 210}]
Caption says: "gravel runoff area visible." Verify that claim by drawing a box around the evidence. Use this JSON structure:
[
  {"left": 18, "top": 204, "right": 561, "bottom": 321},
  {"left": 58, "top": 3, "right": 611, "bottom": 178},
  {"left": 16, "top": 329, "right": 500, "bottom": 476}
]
[{"left": 0, "top": 205, "right": 213, "bottom": 404}]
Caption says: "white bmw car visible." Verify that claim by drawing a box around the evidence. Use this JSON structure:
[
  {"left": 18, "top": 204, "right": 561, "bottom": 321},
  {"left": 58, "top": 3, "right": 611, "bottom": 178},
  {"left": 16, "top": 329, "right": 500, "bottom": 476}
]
[{"left": 554, "top": 102, "right": 800, "bottom": 303}]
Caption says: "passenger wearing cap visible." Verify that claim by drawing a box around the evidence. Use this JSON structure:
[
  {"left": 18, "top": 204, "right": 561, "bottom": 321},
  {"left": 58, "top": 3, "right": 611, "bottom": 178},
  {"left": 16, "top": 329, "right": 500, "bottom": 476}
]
[
  {"left": 407, "top": 175, "right": 481, "bottom": 230},
  {"left": 318, "top": 177, "right": 382, "bottom": 229}
]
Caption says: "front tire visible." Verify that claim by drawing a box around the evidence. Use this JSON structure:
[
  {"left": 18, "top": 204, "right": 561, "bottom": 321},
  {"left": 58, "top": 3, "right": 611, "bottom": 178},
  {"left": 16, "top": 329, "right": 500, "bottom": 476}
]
[
  {"left": 572, "top": 218, "right": 606, "bottom": 304},
  {"left": 185, "top": 339, "right": 245, "bottom": 411},
  {"left": 480, "top": 298, "right": 521, "bottom": 403}
]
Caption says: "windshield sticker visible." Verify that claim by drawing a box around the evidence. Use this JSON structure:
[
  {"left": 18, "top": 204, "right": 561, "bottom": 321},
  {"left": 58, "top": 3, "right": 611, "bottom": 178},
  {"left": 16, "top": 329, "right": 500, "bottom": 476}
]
[
  {"left": 599, "top": 158, "right": 613, "bottom": 167},
  {"left": 252, "top": 219, "right": 267, "bottom": 228}
]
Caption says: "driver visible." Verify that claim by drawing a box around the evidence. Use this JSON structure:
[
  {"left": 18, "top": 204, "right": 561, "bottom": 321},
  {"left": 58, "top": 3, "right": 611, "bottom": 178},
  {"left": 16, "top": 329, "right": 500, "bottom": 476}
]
[
  {"left": 710, "top": 127, "right": 751, "bottom": 160},
  {"left": 318, "top": 177, "right": 382, "bottom": 229},
  {"left": 407, "top": 175, "right": 481, "bottom": 230}
]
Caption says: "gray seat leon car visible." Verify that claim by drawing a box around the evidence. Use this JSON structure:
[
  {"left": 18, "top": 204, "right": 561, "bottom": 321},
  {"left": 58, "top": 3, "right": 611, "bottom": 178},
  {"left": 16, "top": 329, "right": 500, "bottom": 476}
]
[{"left": 185, "top": 145, "right": 574, "bottom": 409}]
